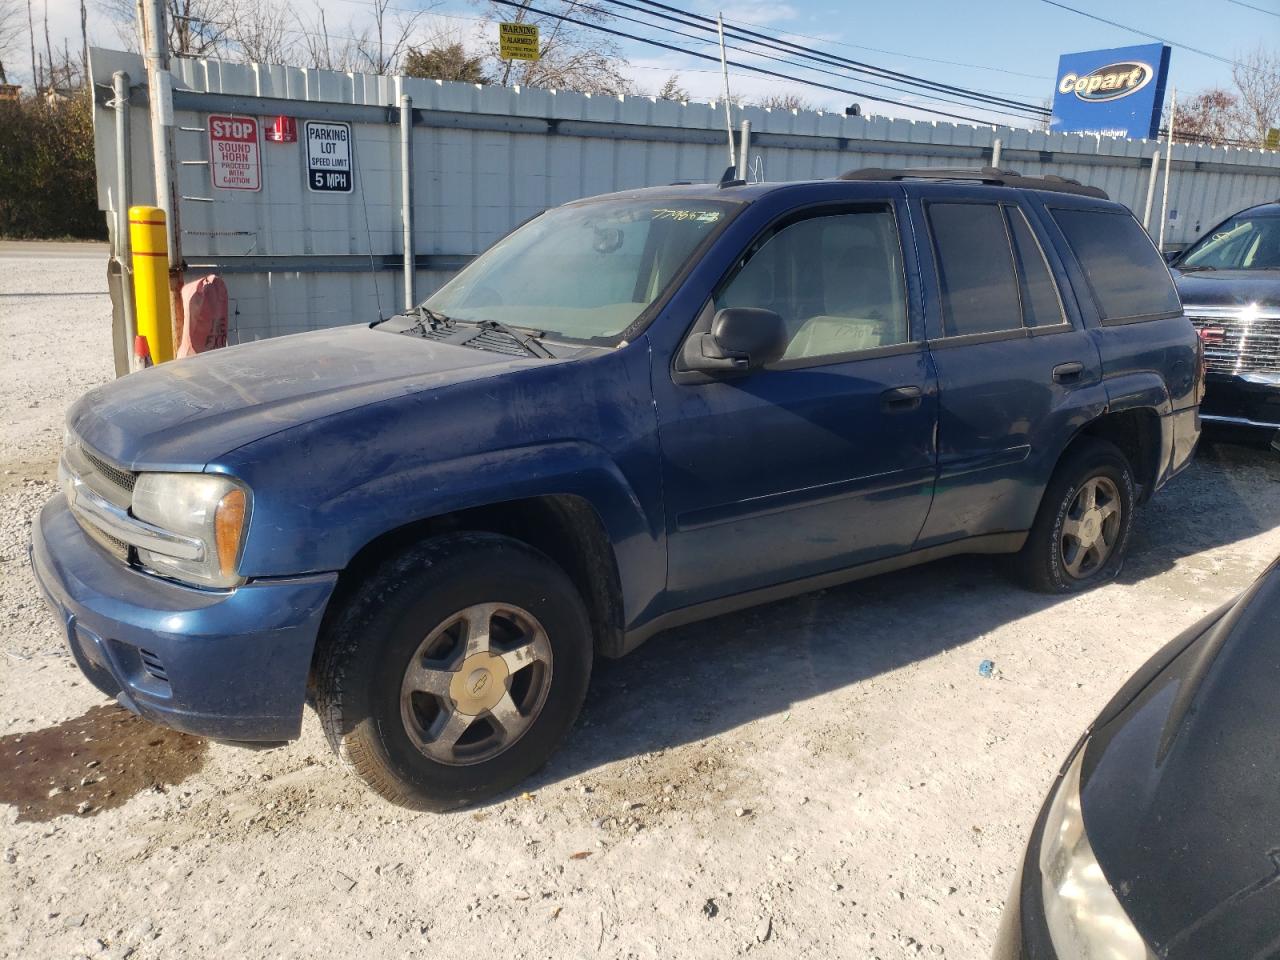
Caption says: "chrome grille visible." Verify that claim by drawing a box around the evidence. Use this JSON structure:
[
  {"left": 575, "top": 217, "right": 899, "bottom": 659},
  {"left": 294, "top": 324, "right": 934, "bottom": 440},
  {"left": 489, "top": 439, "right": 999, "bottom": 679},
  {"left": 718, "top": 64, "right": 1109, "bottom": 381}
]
[
  {"left": 65, "top": 443, "right": 135, "bottom": 510},
  {"left": 61, "top": 440, "right": 135, "bottom": 561},
  {"left": 1187, "top": 307, "right": 1280, "bottom": 377},
  {"left": 83, "top": 448, "right": 136, "bottom": 493}
]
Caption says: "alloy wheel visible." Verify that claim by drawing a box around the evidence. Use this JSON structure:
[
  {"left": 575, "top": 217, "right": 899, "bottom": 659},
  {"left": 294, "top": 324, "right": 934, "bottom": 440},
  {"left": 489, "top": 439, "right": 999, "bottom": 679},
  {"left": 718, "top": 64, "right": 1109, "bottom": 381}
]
[
  {"left": 399, "top": 603, "right": 554, "bottom": 766},
  {"left": 1059, "top": 476, "right": 1123, "bottom": 580}
]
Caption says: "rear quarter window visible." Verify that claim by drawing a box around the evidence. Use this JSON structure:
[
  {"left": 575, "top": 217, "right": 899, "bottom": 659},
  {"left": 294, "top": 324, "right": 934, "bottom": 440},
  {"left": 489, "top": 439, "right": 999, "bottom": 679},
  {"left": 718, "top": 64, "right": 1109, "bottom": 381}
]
[{"left": 1050, "top": 207, "right": 1182, "bottom": 324}]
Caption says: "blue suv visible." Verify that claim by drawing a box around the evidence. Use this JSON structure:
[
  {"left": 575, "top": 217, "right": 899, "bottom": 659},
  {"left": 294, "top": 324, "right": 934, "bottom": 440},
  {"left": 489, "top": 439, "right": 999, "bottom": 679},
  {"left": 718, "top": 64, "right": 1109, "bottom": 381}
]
[{"left": 32, "top": 168, "right": 1201, "bottom": 808}]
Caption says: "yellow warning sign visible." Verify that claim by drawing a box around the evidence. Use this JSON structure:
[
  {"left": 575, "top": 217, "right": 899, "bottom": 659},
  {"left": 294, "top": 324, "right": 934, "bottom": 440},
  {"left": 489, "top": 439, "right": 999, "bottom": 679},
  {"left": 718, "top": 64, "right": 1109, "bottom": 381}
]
[{"left": 499, "top": 22, "right": 540, "bottom": 61}]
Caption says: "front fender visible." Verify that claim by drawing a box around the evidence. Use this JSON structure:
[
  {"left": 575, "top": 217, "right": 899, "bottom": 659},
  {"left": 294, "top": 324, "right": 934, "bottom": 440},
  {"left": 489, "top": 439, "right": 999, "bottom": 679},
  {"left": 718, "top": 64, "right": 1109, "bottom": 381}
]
[{"left": 218, "top": 343, "right": 665, "bottom": 630}]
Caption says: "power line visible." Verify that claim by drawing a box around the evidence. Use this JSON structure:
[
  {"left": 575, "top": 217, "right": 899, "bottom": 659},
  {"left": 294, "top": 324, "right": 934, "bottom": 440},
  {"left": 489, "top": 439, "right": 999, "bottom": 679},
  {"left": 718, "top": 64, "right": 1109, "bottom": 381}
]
[
  {"left": 575, "top": 0, "right": 1048, "bottom": 120},
  {"left": 718, "top": 14, "right": 1053, "bottom": 84},
  {"left": 1036, "top": 0, "right": 1251, "bottom": 71},
  {"left": 596, "top": 0, "right": 1048, "bottom": 116},
  {"left": 485, "top": 0, "right": 1018, "bottom": 124},
  {"left": 1225, "top": 0, "right": 1280, "bottom": 16}
]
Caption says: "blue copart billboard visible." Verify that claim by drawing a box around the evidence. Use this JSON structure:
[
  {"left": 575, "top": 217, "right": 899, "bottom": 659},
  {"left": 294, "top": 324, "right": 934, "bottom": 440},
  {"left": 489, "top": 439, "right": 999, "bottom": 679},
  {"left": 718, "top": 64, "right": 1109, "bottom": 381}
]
[{"left": 1051, "top": 44, "right": 1171, "bottom": 140}]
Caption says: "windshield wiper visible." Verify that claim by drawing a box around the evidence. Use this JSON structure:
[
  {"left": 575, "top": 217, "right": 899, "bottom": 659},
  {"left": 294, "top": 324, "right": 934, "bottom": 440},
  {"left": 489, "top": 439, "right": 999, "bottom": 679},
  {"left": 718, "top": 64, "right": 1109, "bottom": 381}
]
[
  {"left": 1178, "top": 265, "right": 1217, "bottom": 272},
  {"left": 410, "top": 304, "right": 454, "bottom": 331},
  {"left": 471, "top": 319, "right": 554, "bottom": 359}
]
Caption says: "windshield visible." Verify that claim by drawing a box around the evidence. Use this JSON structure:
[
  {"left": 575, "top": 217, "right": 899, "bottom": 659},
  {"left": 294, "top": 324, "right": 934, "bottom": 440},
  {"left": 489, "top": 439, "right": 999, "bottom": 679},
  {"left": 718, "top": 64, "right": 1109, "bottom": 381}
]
[
  {"left": 1178, "top": 214, "right": 1280, "bottom": 271},
  {"left": 421, "top": 197, "right": 734, "bottom": 343}
]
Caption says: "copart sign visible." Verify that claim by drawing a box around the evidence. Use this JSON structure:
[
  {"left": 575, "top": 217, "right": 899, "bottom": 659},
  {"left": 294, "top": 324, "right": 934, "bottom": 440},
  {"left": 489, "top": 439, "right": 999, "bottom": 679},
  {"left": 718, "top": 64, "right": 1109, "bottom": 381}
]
[
  {"left": 208, "top": 115, "right": 261, "bottom": 191},
  {"left": 1050, "top": 43, "right": 1170, "bottom": 140}
]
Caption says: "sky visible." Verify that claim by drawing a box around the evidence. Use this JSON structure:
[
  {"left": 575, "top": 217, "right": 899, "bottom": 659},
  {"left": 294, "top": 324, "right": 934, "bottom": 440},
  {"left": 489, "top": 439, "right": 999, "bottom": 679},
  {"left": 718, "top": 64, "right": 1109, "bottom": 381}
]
[{"left": 10, "top": 0, "right": 1275, "bottom": 128}]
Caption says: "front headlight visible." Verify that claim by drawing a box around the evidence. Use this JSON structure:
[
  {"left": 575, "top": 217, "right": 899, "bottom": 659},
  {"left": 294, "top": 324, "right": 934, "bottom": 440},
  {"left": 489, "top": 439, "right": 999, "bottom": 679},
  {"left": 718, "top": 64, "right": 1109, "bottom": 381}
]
[
  {"left": 1039, "top": 741, "right": 1155, "bottom": 960},
  {"left": 131, "top": 473, "right": 250, "bottom": 588}
]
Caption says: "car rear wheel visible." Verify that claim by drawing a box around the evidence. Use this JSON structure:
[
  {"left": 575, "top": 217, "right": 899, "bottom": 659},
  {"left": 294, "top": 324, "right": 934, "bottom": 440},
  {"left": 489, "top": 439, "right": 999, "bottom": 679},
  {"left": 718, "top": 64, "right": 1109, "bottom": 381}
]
[
  {"left": 313, "top": 532, "right": 592, "bottom": 810},
  {"left": 1017, "top": 438, "right": 1136, "bottom": 594}
]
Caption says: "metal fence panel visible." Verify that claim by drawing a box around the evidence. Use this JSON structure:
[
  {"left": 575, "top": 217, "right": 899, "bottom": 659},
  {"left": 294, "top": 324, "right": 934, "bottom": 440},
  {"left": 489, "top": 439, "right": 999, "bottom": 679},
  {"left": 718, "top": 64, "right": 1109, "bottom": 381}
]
[{"left": 90, "top": 47, "right": 1280, "bottom": 346}]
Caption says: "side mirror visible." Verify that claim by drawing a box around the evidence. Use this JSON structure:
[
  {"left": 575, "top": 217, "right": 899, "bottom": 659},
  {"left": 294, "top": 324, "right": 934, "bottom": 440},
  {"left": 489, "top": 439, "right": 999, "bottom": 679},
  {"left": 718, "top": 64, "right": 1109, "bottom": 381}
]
[{"left": 684, "top": 308, "right": 787, "bottom": 374}]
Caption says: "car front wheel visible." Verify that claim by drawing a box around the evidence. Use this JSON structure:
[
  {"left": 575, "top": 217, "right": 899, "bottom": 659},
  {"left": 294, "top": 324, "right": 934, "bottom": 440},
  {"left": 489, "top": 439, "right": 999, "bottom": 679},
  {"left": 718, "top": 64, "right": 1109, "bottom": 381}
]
[{"left": 314, "top": 532, "right": 593, "bottom": 810}]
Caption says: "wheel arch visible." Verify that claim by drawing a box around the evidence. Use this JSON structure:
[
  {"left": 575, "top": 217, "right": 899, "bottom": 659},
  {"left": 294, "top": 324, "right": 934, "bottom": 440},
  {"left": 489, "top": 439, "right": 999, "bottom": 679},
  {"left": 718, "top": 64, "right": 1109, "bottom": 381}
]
[
  {"left": 1062, "top": 406, "right": 1164, "bottom": 502},
  {"left": 317, "top": 493, "right": 628, "bottom": 671}
]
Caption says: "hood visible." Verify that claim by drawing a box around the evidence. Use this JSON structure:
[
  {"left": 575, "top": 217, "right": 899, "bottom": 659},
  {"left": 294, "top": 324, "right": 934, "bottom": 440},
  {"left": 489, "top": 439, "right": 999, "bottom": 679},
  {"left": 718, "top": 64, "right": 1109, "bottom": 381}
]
[
  {"left": 1175, "top": 269, "right": 1280, "bottom": 310},
  {"left": 68, "top": 325, "right": 546, "bottom": 470},
  {"left": 1078, "top": 558, "right": 1280, "bottom": 959}
]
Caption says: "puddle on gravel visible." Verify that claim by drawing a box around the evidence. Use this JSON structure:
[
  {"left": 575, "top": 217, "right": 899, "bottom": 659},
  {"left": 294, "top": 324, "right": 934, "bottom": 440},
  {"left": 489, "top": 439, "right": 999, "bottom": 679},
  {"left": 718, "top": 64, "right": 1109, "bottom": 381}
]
[{"left": 0, "top": 704, "right": 207, "bottom": 822}]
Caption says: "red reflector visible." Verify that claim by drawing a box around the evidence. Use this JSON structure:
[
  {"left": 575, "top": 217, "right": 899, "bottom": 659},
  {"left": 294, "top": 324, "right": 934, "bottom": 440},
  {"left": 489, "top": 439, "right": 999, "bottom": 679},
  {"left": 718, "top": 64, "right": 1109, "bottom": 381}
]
[
  {"left": 1197, "top": 326, "right": 1225, "bottom": 345},
  {"left": 265, "top": 116, "right": 297, "bottom": 143}
]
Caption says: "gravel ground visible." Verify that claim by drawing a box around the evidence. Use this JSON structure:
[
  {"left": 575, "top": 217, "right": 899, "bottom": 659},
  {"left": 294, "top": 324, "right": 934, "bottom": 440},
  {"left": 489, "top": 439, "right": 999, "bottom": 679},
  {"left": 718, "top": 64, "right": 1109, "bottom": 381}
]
[{"left": 2, "top": 242, "right": 1279, "bottom": 960}]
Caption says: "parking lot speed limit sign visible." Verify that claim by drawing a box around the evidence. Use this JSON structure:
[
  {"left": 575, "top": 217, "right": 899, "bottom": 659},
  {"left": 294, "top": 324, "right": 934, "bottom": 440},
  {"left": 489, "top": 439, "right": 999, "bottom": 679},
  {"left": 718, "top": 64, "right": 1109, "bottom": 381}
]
[{"left": 305, "top": 120, "right": 353, "bottom": 193}]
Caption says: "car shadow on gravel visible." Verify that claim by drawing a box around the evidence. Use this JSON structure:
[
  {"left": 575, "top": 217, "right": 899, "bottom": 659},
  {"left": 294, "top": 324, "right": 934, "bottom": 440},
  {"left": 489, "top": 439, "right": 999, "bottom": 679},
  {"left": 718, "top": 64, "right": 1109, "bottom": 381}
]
[{"left": 521, "top": 440, "right": 1280, "bottom": 797}]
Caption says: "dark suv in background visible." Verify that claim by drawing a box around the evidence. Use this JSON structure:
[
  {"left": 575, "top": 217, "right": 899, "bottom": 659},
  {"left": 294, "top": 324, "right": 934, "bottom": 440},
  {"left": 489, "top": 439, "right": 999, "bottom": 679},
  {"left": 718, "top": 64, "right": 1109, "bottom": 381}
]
[
  {"left": 32, "top": 167, "right": 1201, "bottom": 809},
  {"left": 1174, "top": 200, "right": 1280, "bottom": 432}
]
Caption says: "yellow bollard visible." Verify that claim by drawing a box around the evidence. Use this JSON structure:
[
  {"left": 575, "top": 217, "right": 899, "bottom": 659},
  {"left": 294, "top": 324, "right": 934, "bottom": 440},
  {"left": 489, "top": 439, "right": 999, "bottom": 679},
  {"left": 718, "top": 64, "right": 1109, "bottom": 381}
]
[{"left": 129, "top": 205, "right": 173, "bottom": 365}]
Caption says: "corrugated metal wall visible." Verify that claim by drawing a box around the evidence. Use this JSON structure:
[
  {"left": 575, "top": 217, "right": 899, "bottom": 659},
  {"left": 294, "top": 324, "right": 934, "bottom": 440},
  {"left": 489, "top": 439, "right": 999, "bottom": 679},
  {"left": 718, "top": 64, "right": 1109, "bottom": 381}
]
[{"left": 90, "top": 47, "right": 1280, "bottom": 344}]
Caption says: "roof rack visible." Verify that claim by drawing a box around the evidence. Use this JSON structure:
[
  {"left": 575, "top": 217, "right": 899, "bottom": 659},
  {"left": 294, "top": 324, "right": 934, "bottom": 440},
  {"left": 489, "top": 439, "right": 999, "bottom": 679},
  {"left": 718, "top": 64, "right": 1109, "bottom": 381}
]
[{"left": 836, "top": 166, "right": 1109, "bottom": 200}]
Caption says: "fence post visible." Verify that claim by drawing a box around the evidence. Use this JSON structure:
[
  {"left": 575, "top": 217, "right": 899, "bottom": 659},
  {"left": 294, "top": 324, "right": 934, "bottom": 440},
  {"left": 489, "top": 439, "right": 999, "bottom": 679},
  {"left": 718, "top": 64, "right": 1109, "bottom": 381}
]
[
  {"left": 113, "top": 70, "right": 138, "bottom": 371},
  {"left": 140, "top": 0, "right": 185, "bottom": 354},
  {"left": 990, "top": 138, "right": 1002, "bottom": 169},
  {"left": 1142, "top": 149, "right": 1160, "bottom": 230},
  {"left": 400, "top": 94, "right": 415, "bottom": 311},
  {"left": 736, "top": 120, "right": 751, "bottom": 181}
]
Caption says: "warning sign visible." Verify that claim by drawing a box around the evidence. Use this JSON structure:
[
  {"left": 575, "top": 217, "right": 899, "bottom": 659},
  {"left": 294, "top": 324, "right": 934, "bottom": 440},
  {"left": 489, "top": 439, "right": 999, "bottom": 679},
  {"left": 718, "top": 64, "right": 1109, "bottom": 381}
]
[
  {"left": 499, "top": 22, "right": 540, "bottom": 61},
  {"left": 208, "top": 115, "right": 261, "bottom": 191},
  {"left": 305, "top": 120, "right": 353, "bottom": 193}
]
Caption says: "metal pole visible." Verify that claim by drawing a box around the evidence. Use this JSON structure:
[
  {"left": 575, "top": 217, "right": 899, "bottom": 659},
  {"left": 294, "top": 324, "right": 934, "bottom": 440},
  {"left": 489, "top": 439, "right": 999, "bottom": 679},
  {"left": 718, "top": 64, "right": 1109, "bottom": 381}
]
[
  {"left": 1142, "top": 149, "right": 1160, "bottom": 230},
  {"left": 716, "top": 12, "right": 735, "bottom": 169},
  {"left": 736, "top": 119, "right": 751, "bottom": 181},
  {"left": 140, "top": 0, "right": 183, "bottom": 350},
  {"left": 400, "top": 94, "right": 415, "bottom": 310},
  {"left": 1158, "top": 88, "right": 1176, "bottom": 252},
  {"left": 113, "top": 70, "right": 138, "bottom": 368},
  {"left": 990, "top": 137, "right": 1002, "bottom": 169}
]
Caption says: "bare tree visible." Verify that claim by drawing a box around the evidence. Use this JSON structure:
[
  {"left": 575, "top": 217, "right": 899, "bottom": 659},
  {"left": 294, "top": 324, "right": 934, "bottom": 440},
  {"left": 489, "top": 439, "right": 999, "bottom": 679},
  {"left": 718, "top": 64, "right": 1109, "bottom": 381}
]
[
  {"left": 297, "top": 3, "right": 356, "bottom": 71},
  {"left": 229, "top": 0, "right": 296, "bottom": 64},
  {"left": 1230, "top": 45, "right": 1279, "bottom": 147},
  {"left": 350, "top": 0, "right": 424, "bottom": 74},
  {"left": 756, "top": 92, "right": 811, "bottom": 111},
  {"left": 655, "top": 73, "right": 688, "bottom": 102},
  {"left": 98, "top": 0, "right": 234, "bottom": 59},
  {"left": 0, "top": 0, "right": 24, "bottom": 83},
  {"left": 483, "top": 0, "right": 631, "bottom": 95},
  {"left": 1175, "top": 88, "right": 1239, "bottom": 144},
  {"left": 296, "top": 0, "right": 425, "bottom": 74}
]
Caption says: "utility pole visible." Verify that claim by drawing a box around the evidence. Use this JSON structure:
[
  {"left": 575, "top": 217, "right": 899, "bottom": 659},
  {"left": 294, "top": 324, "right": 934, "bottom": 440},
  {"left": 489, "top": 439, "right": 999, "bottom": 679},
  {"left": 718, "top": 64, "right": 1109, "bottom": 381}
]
[
  {"left": 1158, "top": 87, "right": 1176, "bottom": 253},
  {"left": 80, "top": 0, "right": 88, "bottom": 88},
  {"left": 716, "top": 12, "right": 735, "bottom": 169},
  {"left": 140, "top": 0, "right": 185, "bottom": 351},
  {"left": 26, "top": 0, "right": 37, "bottom": 90}
]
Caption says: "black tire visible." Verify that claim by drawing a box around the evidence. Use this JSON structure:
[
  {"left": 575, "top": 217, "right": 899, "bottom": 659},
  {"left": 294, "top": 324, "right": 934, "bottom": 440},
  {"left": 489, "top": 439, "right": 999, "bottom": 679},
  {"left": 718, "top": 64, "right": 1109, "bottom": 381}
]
[
  {"left": 313, "top": 532, "right": 593, "bottom": 811},
  {"left": 1017, "top": 437, "right": 1137, "bottom": 594}
]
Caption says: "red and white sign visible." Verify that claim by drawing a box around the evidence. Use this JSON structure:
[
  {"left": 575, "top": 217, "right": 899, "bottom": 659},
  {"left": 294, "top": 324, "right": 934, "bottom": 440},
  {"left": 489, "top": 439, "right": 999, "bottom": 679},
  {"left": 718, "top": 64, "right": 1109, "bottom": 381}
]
[{"left": 208, "top": 115, "right": 261, "bottom": 191}]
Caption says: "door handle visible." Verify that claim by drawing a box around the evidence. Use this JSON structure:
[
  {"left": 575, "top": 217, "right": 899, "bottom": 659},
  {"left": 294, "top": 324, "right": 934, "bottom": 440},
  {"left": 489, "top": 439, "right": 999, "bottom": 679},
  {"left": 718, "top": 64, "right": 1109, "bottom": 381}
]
[
  {"left": 881, "top": 385, "right": 923, "bottom": 412},
  {"left": 1052, "top": 362, "right": 1085, "bottom": 383}
]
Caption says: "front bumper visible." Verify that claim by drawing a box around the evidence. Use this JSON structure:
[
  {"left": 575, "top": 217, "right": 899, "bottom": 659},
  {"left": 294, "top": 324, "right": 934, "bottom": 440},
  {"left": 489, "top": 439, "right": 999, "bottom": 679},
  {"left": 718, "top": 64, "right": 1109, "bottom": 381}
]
[
  {"left": 1201, "top": 374, "right": 1280, "bottom": 430},
  {"left": 30, "top": 494, "right": 337, "bottom": 741}
]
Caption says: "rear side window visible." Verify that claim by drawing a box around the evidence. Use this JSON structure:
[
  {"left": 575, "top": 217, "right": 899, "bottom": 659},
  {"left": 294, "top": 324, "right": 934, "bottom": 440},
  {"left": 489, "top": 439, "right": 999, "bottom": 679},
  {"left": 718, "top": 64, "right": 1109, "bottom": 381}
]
[
  {"left": 927, "top": 203, "right": 1022, "bottom": 336},
  {"left": 1051, "top": 208, "right": 1182, "bottom": 323},
  {"left": 1005, "top": 208, "right": 1066, "bottom": 328}
]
